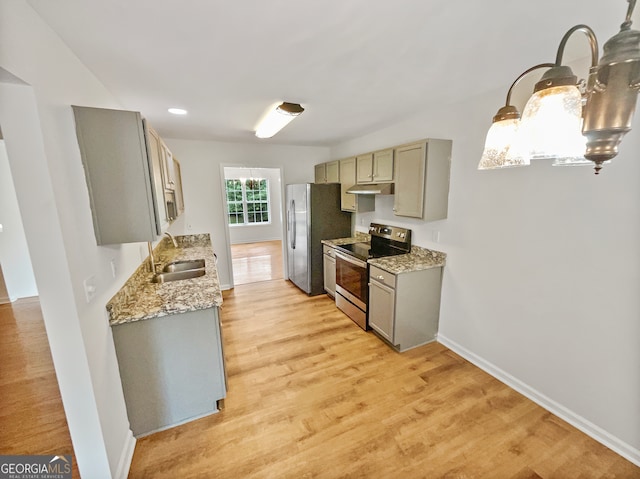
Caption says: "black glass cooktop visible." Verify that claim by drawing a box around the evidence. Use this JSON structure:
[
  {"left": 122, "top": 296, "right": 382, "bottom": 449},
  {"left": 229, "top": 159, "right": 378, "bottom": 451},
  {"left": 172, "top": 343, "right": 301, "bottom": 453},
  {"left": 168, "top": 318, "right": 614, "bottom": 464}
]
[{"left": 334, "top": 242, "right": 408, "bottom": 262}]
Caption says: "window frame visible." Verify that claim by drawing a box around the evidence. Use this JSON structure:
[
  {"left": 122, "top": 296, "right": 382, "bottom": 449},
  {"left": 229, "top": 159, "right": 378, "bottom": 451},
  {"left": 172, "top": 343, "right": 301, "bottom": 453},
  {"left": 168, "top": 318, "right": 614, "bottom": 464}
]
[{"left": 225, "top": 177, "right": 271, "bottom": 226}]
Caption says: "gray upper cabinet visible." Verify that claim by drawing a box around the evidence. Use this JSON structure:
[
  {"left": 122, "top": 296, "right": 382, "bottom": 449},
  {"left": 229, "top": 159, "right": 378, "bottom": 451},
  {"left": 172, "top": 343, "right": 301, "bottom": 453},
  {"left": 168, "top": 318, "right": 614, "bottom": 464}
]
[
  {"left": 315, "top": 160, "right": 340, "bottom": 184},
  {"left": 314, "top": 163, "right": 326, "bottom": 184},
  {"left": 356, "top": 153, "right": 374, "bottom": 183},
  {"left": 174, "top": 158, "right": 185, "bottom": 216},
  {"left": 339, "top": 157, "right": 374, "bottom": 213},
  {"left": 72, "top": 106, "right": 168, "bottom": 245},
  {"left": 372, "top": 149, "right": 394, "bottom": 182},
  {"left": 356, "top": 149, "right": 394, "bottom": 184},
  {"left": 146, "top": 125, "right": 170, "bottom": 232},
  {"left": 161, "top": 140, "right": 176, "bottom": 190},
  {"left": 393, "top": 139, "right": 451, "bottom": 220},
  {"left": 326, "top": 160, "right": 340, "bottom": 183}
]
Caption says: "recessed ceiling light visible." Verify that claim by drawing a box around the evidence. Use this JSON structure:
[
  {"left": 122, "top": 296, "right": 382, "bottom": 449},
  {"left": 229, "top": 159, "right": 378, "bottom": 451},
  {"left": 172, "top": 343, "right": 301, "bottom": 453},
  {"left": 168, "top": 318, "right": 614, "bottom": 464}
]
[{"left": 168, "top": 108, "right": 187, "bottom": 115}]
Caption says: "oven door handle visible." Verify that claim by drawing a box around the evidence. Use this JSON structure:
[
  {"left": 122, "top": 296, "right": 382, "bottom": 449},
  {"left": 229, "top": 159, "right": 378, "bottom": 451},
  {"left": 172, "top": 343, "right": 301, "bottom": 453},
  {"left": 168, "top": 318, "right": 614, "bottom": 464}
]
[{"left": 335, "top": 251, "right": 367, "bottom": 268}]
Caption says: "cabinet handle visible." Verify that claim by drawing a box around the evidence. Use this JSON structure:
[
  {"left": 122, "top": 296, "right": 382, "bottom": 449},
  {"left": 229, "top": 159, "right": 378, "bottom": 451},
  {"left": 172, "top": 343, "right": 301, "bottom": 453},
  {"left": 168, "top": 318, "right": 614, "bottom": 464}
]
[{"left": 376, "top": 275, "right": 385, "bottom": 280}]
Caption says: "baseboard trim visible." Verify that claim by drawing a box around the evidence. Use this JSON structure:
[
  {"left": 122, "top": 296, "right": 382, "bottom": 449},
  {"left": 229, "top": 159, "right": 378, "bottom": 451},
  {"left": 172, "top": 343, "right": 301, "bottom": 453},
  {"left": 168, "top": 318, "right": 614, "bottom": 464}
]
[
  {"left": 114, "top": 429, "right": 136, "bottom": 479},
  {"left": 230, "top": 238, "right": 282, "bottom": 245},
  {"left": 437, "top": 334, "right": 640, "bottom": 467}
]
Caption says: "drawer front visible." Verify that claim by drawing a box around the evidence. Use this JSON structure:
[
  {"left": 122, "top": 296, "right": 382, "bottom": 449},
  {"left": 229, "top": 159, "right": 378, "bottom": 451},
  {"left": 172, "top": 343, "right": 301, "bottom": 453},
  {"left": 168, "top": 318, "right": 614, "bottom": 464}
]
[
  {"left": 369, "top": 265, "right": 396, "bottom": 288},
  {"left": 323, "top": 244, "right": 336, "bottom": 258}
]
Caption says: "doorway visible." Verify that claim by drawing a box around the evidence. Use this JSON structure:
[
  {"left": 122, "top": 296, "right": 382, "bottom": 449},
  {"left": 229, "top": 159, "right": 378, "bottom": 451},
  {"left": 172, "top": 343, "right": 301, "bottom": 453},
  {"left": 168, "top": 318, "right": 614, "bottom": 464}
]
[
  {"left": 0, "top": 136, "right": 38, "bottom": 302},
  {"left": 0, "top": 121, "right": 76, "bottom": 469},
  {"left": 223, "top": 166, "right": 284, "bottom": 285}
]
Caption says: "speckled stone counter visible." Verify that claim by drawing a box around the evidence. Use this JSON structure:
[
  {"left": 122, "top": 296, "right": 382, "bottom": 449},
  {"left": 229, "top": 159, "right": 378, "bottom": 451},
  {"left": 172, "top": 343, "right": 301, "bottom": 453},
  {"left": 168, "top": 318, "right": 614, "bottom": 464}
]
[
  {"left": 368, "top": 245, "right": 446, "bottom": 274},
  {"left": 321, "top": 231, "right": 370, "bottom": 246},
  {"left": 106, "top": 234, "right": 223, "bottom": 326}
]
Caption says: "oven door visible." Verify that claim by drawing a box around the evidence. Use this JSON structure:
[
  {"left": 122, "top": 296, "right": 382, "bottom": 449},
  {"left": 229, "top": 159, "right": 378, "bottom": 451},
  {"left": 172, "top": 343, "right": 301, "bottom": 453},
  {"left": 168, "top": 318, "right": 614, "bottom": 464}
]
[{"left": 335, "top": 251, "right": 368, "bottom": 311}]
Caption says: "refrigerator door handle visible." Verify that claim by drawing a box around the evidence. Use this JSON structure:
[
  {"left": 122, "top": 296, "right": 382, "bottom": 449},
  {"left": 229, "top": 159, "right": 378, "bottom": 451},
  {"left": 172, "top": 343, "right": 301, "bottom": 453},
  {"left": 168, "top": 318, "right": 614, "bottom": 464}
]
[{"left": 291, "top": 200, "right": 296, "bottom": 249}]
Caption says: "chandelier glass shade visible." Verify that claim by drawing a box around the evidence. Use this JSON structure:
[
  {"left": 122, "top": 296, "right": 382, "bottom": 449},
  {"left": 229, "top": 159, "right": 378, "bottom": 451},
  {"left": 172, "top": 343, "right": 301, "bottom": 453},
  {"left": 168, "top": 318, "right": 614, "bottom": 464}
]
[{"left": 478, "top": 0, "right": 640, "bottom": 175}]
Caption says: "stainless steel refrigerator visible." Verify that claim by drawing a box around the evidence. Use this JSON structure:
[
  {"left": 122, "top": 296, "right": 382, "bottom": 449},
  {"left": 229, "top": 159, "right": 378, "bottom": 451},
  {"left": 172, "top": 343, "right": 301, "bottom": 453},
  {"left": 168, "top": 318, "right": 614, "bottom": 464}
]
[{"left": 286, "top": 183, "right": 351, "bottom": 295}]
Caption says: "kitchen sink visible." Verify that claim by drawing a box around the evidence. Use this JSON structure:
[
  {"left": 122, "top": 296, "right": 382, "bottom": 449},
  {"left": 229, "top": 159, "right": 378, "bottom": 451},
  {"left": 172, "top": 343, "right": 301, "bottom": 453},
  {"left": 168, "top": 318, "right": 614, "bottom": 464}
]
[
  {"left": 152, "top": 268, "right": 206, "bottom": 284},
  {"left": 152, "top": 259, "right": 206, "bottom": 283},
  {"left": 162, "top": 259, "right": 205, "bottom": 272}
]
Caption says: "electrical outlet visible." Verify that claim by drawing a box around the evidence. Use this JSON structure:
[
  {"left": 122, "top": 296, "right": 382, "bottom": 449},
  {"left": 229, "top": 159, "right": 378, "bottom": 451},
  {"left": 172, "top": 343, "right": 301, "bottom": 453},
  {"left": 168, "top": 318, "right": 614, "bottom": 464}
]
[
  {"left": 83, "top": 276, "right": 97, "bottom": 303},
  {"left": 110, "top": 259, "right": 117, "bottom": 278},
  {"left": 432, "top": 231, "right": 440, "bottom": 243}
]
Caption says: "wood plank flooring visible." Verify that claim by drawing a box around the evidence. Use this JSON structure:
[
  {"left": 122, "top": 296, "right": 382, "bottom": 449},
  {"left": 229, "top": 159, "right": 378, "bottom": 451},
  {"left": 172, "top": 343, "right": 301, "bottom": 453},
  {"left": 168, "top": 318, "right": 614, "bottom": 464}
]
[
  {"left": 231, "top": 240, "right": 283, "bottom": 285},
  {"left": 0, "top": 297, "right": 79, "bottom": 478},
  {"left": 129, "top": 280, "right": 639, "bottom": 478}
]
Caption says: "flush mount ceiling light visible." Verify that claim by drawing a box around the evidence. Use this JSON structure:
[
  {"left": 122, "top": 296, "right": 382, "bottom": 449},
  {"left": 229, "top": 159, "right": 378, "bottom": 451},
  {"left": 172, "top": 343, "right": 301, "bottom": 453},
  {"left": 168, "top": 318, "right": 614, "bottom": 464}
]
[
  {"left": 479, "top": 0, "right": 640, "bottom": 175},
  {"left": 168, "top": 108, "right": 187, "bottom": 115},
  {"left": 255, "top": 102, "right": 304, "bottom": 139}
]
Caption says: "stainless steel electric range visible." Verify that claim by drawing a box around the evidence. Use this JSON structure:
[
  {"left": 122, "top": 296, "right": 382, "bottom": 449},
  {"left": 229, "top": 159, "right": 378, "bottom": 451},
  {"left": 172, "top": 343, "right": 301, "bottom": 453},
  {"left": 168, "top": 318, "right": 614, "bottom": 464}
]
[{"left": 333, "top": 223, "right": 411, "bottom": 329}]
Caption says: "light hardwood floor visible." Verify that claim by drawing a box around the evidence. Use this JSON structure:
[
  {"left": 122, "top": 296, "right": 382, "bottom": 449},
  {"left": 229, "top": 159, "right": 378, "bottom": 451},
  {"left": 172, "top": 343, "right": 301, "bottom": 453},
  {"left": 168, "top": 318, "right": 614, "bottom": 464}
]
[
  {"left": 231, "top": 240, "right": 283, "bottom": 285},
  {"left": 129, "top": 280, "right": 639, "bottom": 478},
  {"left": 0, "top": 298, "right": 80, "bottom": 478}
]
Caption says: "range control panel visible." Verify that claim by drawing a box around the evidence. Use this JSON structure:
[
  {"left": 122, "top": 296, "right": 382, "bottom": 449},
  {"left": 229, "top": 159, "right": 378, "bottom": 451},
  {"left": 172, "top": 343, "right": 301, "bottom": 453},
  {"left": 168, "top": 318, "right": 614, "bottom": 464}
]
[{"left": 368, "top": 223, "right": 411, "bottom": 244}]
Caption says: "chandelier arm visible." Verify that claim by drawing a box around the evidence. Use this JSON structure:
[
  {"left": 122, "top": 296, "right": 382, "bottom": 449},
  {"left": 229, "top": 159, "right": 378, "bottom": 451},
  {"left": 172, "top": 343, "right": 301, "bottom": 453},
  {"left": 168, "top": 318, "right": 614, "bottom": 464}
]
[
  {"left": 555, "top": 24, "right": 599, "bottom": 68},
  {"left": 623, "top": 0, "right": 637, "bottom": 30},
  {"left": 504, "top": 63, "right": 556, "bottom": 106}
]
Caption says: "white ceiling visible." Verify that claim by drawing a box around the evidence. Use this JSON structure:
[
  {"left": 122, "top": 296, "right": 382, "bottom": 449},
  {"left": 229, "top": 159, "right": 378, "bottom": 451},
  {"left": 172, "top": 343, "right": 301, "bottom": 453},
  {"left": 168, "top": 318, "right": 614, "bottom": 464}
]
[{"left": 26, "top": 0, "right": 637, "bottom": 146}]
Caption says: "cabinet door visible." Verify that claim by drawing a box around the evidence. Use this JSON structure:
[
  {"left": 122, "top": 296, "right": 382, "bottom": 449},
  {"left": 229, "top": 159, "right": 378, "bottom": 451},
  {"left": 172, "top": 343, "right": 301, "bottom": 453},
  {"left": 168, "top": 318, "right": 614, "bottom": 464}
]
[
  {"left": 161, "top": 141, "right": 176, "bottom": 190},
  {"left": 373, "top": 149, "right": 394, "bottom": 182},
  {"left": 339, "top": 157, "right": 357, "bottom": 211},
  {"left": 314, "top": 163, "right": 327, "bottom": 183},
  {"left": 145, "top": 126, "right": 169, "bottom": 233},
  {"left": 356, "top": 153, "right": 374, "bottom": 183},
  {"left": 72, "top": 106, "right": 159, "bottom": 244},
  {"left": 323, "top": 253, "right": 336, "bottom": 297},
  {"left": 369, "top": 279, "right": 395, "bottom": 343},
  {"left": 173, "top": 158, "right": 185, "bottom": 215},
  {"left": 325, "top": 160, "right": 340, "bottom": 183},
  {"left": 393, "top": 142, "right": 426, "bottom": 218}
]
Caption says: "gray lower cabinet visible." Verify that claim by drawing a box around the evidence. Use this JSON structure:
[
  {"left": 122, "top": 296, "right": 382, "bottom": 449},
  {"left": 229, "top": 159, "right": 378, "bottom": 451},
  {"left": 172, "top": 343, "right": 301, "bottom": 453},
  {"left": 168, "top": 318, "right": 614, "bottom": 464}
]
[
  {"left": 323, "top": 244, "right": 336, "bottom": 297},
  {"left": 111, "top": 307, "right": 226, "bottom": 437},
  {"left": 368, "top": 265, "right": 442, "bottom": 352}
]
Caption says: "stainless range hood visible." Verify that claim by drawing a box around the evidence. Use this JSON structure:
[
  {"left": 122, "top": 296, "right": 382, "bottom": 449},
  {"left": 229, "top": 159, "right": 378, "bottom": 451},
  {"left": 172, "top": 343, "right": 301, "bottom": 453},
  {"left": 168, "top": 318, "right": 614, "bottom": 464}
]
[{"left": 346, "top": 183, "right": 395, "bottom": 195}]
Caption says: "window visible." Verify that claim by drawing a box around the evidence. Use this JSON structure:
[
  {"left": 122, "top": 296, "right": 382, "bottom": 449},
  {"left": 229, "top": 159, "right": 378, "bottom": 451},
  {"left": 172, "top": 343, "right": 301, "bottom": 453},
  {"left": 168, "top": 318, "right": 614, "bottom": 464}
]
[{"left": 225, "top": 178, "right": 270, "bottom": 225}]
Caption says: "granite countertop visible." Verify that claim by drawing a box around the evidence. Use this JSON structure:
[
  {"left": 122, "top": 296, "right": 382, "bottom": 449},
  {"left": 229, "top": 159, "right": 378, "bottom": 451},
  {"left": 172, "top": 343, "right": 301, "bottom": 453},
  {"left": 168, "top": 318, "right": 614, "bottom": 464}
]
[
  {"left": 106, "top": 234, "right": 223, "bottom": 326},
  {"left": 321, "top": 231, "right": 371, "bottom": 246},
  {"left": 368, "top": 245, "right": 446, "bottom": 274},
  {"left": 322, "top": 232, "right": 446, "bottom": 274}
]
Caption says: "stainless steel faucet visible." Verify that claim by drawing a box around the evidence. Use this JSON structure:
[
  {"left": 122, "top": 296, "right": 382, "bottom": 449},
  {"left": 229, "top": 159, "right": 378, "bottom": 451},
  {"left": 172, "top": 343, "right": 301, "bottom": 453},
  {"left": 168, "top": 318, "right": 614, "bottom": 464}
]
[
  {"left": 147, "top": 241, "right": 157, "bottom": 274},
  {"left": 164, "top": 232, "right": 178, "bottom": 248}
]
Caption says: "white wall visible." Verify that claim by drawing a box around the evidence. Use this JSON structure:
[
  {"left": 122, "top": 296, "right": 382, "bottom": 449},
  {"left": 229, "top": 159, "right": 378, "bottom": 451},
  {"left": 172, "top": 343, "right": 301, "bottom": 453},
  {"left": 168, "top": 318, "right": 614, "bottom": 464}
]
[
  {"left": 0, "top": 139, "right": 38, "bottom": 300},
  {"left": 1, "top": 1, "right": 138, "bottom": 477},
  {"left": 224, "top": 167, "right": 283, "bottom": 245},
  {"left": 331, "top": 90, "right": 640, "bottom": 463},
  {"left": 164, "top": 139, "right": 329, "bottom": 288}
]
